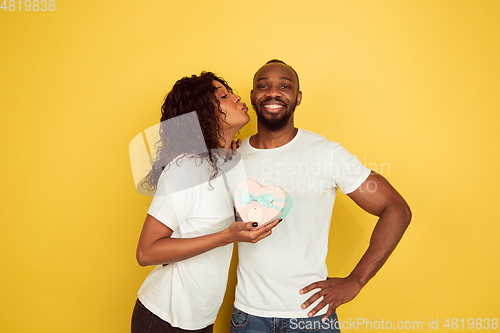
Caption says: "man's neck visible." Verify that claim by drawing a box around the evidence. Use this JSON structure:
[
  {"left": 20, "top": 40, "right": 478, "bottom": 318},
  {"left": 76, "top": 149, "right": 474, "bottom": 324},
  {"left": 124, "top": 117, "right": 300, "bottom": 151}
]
[{"left": 250, "top": 123, "right": 298, "bottom": 149}]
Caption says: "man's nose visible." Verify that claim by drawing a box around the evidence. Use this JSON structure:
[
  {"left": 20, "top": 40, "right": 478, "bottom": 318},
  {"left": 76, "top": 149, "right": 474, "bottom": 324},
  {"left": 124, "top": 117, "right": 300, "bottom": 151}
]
[{"left": 265, "top": 86, "right": 281, "bottom": 97}]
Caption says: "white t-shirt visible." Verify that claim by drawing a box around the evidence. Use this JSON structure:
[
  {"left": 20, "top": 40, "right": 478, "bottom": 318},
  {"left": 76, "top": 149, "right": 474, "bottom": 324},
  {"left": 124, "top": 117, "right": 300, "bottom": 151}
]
[
  {"left": 137, "top": 156, "right": 235, "bottom": 330},
  {"left": 232, "top": 129, "right": 371, "bottom": 318}
]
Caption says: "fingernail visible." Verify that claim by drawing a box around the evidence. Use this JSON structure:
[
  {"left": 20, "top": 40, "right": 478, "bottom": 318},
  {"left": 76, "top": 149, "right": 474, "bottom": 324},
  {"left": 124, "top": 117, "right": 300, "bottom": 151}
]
[
  {"left": 322, "top": 317, "right": 327, "bottom": 323},
  {"left": 278, "top": 219, "right": 283, "bottom": 223},
  {"left": 252, "top": 222, "right": 258, "bottom": 227},
  {"left": 299, "top": 289, "right": 303, "bottom": 294},
  {"left": 301, "top": 304, "right": 306, "bottom": 309}
]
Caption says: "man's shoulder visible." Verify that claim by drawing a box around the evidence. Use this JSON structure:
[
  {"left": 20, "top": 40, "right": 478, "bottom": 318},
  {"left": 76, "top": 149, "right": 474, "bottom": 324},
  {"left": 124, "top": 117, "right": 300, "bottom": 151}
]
[
  {"left": 299, "top": 128, "right": 327, "bottom": 141},
  {"left": 297, "top": 129, "right": 342, "bottom": 149}
]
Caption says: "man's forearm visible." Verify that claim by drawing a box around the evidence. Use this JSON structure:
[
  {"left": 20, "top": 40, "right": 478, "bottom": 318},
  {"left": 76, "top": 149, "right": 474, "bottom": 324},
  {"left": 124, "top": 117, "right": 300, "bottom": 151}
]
[
  {"left": 299, "top": 173, "right": 411, "bottom": 320},
  {"left": 347, "top": 201, "right": 411, "bottom": 286}
]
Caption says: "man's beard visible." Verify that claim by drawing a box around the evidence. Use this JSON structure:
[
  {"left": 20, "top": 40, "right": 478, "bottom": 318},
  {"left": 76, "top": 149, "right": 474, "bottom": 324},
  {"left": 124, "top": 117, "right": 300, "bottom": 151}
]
[{"left": 252, "top": 96, "right": 297, "bottom": 131}]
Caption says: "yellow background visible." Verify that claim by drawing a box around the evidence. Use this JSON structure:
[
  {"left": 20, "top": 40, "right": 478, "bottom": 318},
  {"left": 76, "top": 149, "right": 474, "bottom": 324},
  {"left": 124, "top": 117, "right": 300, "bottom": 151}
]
[{"left": 1, "top": 1, "right": 499, "bottom": 332}]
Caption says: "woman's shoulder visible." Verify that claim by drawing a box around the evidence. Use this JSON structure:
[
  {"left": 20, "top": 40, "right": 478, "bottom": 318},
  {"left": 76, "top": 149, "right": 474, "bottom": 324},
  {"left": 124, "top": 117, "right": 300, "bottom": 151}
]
[{"left": 162, "top": 154, "right": 217, "bottom": 189}]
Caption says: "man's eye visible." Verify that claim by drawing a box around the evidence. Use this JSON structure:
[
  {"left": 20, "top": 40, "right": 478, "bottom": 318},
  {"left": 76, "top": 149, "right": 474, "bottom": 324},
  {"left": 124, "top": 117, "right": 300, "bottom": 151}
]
[
  {"left": 259, "top": 85, "right": 268, "bottom": 89},
  {"left": 281, "top": 85, "right": 290, "bottom": 89}
]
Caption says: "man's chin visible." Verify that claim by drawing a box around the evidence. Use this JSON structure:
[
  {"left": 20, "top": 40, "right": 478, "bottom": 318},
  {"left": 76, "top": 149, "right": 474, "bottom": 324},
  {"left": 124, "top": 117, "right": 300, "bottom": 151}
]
[
  {"left": 253, "top": 104, "right": 295, "bottom": 131},
  {"left": 257, "top": 113, "right": 291, "bottom": 131}
]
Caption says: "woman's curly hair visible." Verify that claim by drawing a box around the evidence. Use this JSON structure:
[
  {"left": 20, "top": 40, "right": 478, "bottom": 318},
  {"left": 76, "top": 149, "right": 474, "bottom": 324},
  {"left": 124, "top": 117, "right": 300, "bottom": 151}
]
[{"left": 142, "top": 71, "right": 233, "bottom": 194}]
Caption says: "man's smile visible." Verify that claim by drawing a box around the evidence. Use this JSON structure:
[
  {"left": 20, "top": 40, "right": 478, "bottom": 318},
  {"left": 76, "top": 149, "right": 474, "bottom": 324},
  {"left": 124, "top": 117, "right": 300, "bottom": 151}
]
[{"left": 262, "top": 100, "right": 286, "bottom": 113}]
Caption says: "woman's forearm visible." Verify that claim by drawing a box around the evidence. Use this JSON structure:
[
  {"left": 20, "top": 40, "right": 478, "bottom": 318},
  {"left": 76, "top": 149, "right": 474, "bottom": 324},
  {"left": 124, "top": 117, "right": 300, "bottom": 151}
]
[
  {"left": 136, "top": 230, "right": 231, "bottom": 266},
  {"left": 136, "top": 217, "right": 279, "bottom": 266}
]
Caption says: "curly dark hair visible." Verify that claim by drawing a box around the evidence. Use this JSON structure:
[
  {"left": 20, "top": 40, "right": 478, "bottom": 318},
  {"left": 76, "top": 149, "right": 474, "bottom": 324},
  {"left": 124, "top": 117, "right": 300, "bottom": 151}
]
[{"left": 142, "top": 71, "right": 233, "bottom": 193}]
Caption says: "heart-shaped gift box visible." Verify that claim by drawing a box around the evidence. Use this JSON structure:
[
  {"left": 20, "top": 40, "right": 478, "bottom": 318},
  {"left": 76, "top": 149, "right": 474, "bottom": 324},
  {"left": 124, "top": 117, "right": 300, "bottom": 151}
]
[{"left": 234, "top": 179, "right": 292, "bottom": 229}]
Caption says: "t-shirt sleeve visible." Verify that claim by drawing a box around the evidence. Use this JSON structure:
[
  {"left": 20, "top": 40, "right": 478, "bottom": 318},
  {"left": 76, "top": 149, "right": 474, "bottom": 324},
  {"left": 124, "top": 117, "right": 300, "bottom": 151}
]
[
  {"left": 329, "top": 142, "right": 371, "bottom": 194},
  {"left": 147, "top": 166, "right": 197, "bottom": 231}
]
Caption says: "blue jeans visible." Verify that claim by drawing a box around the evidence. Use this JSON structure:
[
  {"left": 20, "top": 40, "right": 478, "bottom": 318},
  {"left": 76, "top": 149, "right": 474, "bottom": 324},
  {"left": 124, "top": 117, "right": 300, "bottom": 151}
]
[{"left": 230, "top": 306, "right": 341, "bottom": 333}]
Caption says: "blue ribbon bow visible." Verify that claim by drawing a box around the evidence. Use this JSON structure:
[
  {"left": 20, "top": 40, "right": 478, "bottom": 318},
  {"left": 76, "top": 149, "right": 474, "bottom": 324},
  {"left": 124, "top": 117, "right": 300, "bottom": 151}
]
[
  {"left": 235, "top": 187, "right": 286, "bottom": 211},
  {"left": 240, "top": 192, "right": 275, "bottom": 207}
]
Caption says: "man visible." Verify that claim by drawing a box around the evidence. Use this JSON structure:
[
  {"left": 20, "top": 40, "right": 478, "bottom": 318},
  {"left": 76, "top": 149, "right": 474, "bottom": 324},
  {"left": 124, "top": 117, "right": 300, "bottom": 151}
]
[{"left": 229, "top": 60, "right": 411, "bottom": 332}]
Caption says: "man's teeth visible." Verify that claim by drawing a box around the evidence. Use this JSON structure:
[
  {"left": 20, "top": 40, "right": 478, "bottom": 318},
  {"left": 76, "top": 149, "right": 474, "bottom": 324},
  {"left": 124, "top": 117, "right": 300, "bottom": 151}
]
[{"left": 265, "top": 104, "right": 282, "bottom": 109}]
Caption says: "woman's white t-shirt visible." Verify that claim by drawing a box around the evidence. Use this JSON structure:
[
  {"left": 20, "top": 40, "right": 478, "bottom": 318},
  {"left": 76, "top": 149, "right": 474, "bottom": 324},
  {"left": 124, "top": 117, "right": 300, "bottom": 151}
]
[{"left": 137, "top": 156, "right": 234, "bottom": 330}]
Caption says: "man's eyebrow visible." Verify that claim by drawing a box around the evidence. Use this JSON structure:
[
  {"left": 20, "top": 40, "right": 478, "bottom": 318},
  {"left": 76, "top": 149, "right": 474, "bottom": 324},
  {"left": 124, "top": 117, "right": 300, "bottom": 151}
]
[{"left": 256, "top": 77, "right": 293, "bottom": 82}]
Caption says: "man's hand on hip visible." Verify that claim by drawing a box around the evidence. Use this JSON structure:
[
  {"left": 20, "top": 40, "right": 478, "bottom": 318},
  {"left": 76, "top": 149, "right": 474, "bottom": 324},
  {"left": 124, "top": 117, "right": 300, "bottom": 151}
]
[{"left": 299, "top": 277, "right": 363, "bottom": 322}]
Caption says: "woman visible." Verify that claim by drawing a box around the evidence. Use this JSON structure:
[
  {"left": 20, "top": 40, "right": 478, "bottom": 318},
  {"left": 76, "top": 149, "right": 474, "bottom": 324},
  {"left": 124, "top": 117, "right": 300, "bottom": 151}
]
[{"left": 131, "top": 72, "right": 279, "bottom": 333}]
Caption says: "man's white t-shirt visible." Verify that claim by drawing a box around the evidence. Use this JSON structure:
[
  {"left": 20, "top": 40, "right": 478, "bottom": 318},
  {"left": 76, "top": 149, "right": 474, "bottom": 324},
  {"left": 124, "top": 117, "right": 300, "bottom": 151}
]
[
  {"left": 232, "top": 129, "right": 371, "bottom": 318},
  {"left": 137, "top": 156, "right": 234, "bottom": 330}
]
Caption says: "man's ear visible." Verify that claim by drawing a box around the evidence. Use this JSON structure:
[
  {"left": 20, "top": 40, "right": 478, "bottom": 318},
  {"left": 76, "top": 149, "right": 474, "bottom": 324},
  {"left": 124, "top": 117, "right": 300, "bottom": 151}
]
[
  {"left": 250, "top": 89, "right": 254, "bottom": 103},
  {"left": 296, "top": 91, "right": 302, "bottom": 106}
]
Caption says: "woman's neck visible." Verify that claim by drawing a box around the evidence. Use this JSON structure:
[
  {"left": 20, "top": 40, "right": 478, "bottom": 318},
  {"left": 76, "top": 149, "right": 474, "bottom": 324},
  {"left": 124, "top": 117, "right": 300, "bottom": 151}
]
[{"left": 221, "top": 127, "right": 239, "bottom": 149}]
